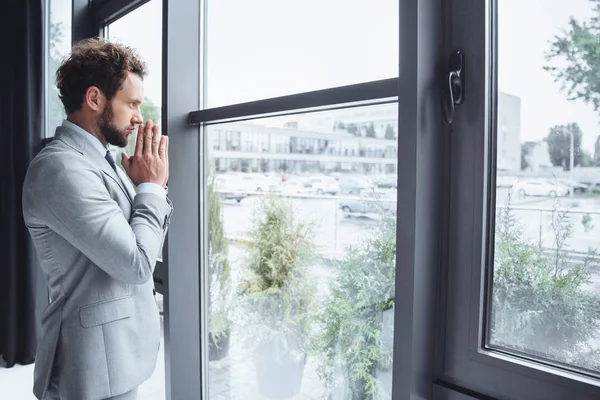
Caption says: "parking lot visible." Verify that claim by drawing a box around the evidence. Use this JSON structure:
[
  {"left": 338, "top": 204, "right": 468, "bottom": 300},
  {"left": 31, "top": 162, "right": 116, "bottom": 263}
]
[{"left": 219, "top": 188, "right": 600, "bottom": 262}]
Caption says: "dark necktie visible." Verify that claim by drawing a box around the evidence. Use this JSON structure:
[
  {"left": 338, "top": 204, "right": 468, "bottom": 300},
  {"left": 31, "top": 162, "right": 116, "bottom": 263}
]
[{"left": 105, "top": 150, "right": 118, "bottom": 174}]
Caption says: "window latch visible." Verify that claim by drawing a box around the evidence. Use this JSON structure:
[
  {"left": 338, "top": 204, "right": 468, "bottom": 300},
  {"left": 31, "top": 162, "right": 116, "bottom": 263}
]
[{"left": 442, "top": 50, "right": 465, "bottom": 124}]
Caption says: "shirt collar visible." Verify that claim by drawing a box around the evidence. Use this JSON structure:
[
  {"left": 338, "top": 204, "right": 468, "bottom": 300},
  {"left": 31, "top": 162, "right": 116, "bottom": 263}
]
[{"left": 62, "top": 119, "right": 109, "bottom": 158}]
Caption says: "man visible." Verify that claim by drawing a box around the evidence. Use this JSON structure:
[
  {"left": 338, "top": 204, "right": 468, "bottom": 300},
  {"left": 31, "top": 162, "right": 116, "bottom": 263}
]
[{"left": 22, "top": 38, "right": 172, "bottom": 400}]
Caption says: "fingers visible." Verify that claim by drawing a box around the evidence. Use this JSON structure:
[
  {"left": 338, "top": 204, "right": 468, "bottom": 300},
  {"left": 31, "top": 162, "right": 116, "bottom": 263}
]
[
  {"left": 158, "top": 135, "right": 167, "bottom": 160},
  {"left": 134, "top": 122, "right": 145, "bottom": 157},
  {"left": 133, "top": 123, "right": 146, "bottom": 157},
  {"left": 152, "top": 124, "right": 161, "bottom": 156},
  {"left": 143, "top": 120, "right": 154, "bottom": 156}
]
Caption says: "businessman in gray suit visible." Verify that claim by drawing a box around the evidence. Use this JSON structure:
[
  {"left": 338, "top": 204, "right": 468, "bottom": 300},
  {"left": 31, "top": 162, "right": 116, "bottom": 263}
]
[{"left": 22, "top": 38, "right": 172, "bottom": 400}]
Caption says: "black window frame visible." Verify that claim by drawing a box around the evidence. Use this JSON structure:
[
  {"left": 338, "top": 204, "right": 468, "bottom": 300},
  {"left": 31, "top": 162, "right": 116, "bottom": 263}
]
[{"left": 436, "top": 0, "right": 600, "bottom": 399}]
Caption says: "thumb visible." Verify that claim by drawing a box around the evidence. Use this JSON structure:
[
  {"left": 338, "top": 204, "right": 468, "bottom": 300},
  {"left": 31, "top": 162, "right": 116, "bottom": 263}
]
[{"left": 121, "top": 153, "right": 131, "bottom": 171}]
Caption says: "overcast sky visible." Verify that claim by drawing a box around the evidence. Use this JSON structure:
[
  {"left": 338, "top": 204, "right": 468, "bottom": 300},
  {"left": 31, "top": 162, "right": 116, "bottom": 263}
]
[{"left": 52, "top": 0, "right": 600, "bottom": 152}]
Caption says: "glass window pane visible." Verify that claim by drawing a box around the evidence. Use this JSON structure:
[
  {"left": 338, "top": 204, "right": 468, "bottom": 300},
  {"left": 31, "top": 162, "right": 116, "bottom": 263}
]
[
  {"left": 206, "top": 0, "right": 399, "bottom": 107},
  {"left": 489, "top": 0, "right": 600, "bottom": 375},
  {"left": 107, "top": 1, "right": 162, "bottom": 161},
  {"left": 106, "top": 2, "right": 166, "bottom": 398},
  {"left": 47, "top": 0, "right": 72, "bottom": 137},
  {"left": 206, "top": 103, "right": 397, "bottom": 398}
]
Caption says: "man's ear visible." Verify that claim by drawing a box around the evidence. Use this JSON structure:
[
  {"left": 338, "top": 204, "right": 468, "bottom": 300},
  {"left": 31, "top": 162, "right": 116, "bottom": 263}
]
[{"left": 84, "top": 86, "right": 106, "bottom": 114}]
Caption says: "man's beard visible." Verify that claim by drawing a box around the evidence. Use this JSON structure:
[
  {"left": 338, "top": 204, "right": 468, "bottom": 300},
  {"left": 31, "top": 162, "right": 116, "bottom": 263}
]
[{"left": 97, "top": 104, "right": 128, "bottom": 148}]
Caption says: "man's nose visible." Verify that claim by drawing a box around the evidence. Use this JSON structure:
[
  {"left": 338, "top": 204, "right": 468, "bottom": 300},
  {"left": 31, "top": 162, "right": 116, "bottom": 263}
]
[{"left": 132, "top": 108, "right": 143, "bottom": 124}]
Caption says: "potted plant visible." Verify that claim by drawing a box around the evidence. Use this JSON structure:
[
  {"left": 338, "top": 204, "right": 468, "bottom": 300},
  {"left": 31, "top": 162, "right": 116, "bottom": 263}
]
[
  {"left": 312, "top": 212, "right": 396, "bottom": 400},
  {"left": 238, "top": 196, "right": 318, "bottom": 399},
  {"left": 207, "top": 169, "right": 233, "bottom": 361}
]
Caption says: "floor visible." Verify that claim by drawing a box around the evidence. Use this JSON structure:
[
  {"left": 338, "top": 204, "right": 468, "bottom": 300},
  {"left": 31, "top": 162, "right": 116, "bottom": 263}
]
[{"left": 0, "top": 315, "right": 328, "bottom": 400}]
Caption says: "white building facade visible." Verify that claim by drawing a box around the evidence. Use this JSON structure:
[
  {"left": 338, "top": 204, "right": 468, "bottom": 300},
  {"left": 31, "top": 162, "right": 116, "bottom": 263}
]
[{"left": 208, "top": 95, "right": 519, "bottom": 175}]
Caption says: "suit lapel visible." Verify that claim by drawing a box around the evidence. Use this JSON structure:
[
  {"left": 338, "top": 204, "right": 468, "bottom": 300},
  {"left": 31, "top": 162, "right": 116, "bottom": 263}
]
[
  {"left": 54, "top": 126, "right": 134, "bottom": 205},
  {"left": 99, "top": 155, "right": 134, "bottom": 205}
]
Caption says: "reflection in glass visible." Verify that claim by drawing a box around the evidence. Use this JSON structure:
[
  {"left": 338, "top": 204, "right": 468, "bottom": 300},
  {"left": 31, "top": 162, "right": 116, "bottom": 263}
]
[
  {"left": 206, "top": 103, "right": 398, "bottom": 399},
  {"left": 489, "top": 0, "right": 600, "bottom": 375},
  {"left": 206, "top": 0, "right": 399, "bottom": 107}
]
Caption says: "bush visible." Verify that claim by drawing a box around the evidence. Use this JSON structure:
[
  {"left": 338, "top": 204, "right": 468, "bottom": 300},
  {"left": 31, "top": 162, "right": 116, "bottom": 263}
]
[
  {"left": 312, "top": 213, "right": 396, "bottom": 399},
  {"left": 238, "top": 196, "right": 318, "bottom": 355},
  {"left": 491, "top": 195, "right": 600, "bottom": 371}
]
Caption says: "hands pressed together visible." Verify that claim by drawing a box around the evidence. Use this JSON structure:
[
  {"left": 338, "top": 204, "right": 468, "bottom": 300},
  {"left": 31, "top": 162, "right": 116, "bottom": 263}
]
[{"left": 121, "top": 120, "right": 169, "bottom": 188}]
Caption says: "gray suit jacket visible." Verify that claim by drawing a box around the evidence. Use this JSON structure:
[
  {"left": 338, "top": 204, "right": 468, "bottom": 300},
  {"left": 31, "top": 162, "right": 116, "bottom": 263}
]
[{"left": 22, "top": 125, "right": 173, "bottom": 400}]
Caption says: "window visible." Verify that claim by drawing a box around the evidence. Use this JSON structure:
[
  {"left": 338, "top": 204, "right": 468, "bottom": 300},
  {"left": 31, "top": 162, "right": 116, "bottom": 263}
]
[
  {"left": 489, "top": 0, "right": 600, "bottom": 376},
  {"left": 205, "top": 0, "right": 399, "bottom": 107},
  {"left": 46, "top": 0, "right": 72, "bottom": 137},
  {"left": 205, "top": 104, "right": 398, "bottom": 399},
  {"left": 442, "top": 0, "right": 600, "bottom": 399}
]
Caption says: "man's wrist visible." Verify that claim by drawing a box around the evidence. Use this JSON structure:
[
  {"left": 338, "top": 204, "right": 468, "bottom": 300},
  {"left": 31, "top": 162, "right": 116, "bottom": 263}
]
[{"left": 137, "top": 182, "right": 167, "bottom": 200}]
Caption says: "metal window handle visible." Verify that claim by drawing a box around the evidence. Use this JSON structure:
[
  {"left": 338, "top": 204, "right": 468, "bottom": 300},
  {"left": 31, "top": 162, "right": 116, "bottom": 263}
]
[{"left": 442, "top": 50, "right": 465, "bottom": 124}]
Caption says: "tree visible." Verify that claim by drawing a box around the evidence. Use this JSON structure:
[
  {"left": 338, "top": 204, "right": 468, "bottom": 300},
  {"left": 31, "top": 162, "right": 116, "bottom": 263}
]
[
  {"left": 346, "top": 123, "right": 358, "bottom": 136},
  {"left": 581, "top": 150, "right": 593, "bottom": 167},
  {"left": 545, "top": 1, "right": 600, "bottom": 112},
  {"left": 384, "top": 124, "right": 396, "bottom": 140},
  {"left": 594, "top": 136, "right": 600, "bottom": 166},
  {"left": 365, "top": 122, "right": 377, "bottom": 138},
  {"left": 521, "top": 141, "right": 537, "bottom": 170},
  {"left": 546, "top": 123, "right": 583, "bottom": 170},
  {"left": 140, "top": 96, "right": 161, "bottom": 123}
]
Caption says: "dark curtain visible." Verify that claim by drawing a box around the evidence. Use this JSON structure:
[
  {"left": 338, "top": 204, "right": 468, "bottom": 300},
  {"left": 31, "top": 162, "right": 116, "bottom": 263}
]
[{"left": 0, "top": 0, "right": 43, "bottom": 367}]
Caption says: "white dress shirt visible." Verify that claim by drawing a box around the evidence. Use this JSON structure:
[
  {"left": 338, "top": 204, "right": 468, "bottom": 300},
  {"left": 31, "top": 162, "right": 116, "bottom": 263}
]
[{"left": 62, "top": 120, "right": 166, "bottom": 200}]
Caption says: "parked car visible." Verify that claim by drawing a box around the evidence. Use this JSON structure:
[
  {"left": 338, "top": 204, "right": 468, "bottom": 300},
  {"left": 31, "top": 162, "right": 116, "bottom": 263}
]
[
  {"left": 275, "top": 179, "right": 318, "bottom": 196},
  {"left": 305, "top": 175, "right": 341, "bottom": 195},
  {"left": 339, "top": 190, "right": 397, "bottom": 217},
  {"left": 214, "top": 175, "right": 248, "bottom": 202},
  {"left": 226, "top": 173, "right": 280, "bottom": 193},
  {"left": 512, "top": 179, "right": 569, "bottom": 198},
  {"left": 556, "top": 179, "right": 589, "bottom": 194},
  {"left": 337, "top": 176, "right": 370, "bottom": 195}
]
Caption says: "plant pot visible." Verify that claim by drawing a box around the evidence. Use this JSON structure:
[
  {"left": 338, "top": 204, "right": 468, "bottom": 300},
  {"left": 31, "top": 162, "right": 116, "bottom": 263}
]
[
  {"left": 253, "top": 340, "right": 306, "bottom": 399},
  {"left": 208, "top": 329, "right": 230, "bottom": 361}
]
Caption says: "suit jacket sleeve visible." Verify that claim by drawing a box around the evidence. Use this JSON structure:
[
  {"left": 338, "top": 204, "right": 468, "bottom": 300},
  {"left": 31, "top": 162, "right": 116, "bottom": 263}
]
[{"left": 28, "top": 164, "right": 173, "bottom": 284}]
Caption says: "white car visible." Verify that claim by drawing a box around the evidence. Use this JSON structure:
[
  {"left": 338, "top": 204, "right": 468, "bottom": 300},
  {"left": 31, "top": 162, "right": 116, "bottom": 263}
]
[
  {"left": 512, "top": 179, "right": 569, "bottom": 198},
  {"left": 223, "top": 173, "right": 279, "bottom": 193},
  {"left": 496, "top": 176, "right": 518, "bottom": 188},
  {"left": 276, "top": 179, "right": 318, "bottom": 196},
  {"left": 305, "top": 176, "right": 341, "bottom": 195}
]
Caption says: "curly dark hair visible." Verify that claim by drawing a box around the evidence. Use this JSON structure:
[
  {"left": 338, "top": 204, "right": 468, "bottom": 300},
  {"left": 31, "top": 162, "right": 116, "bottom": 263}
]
[{"left": 56, "top": 37, "right": 148, "bottom": 114}]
